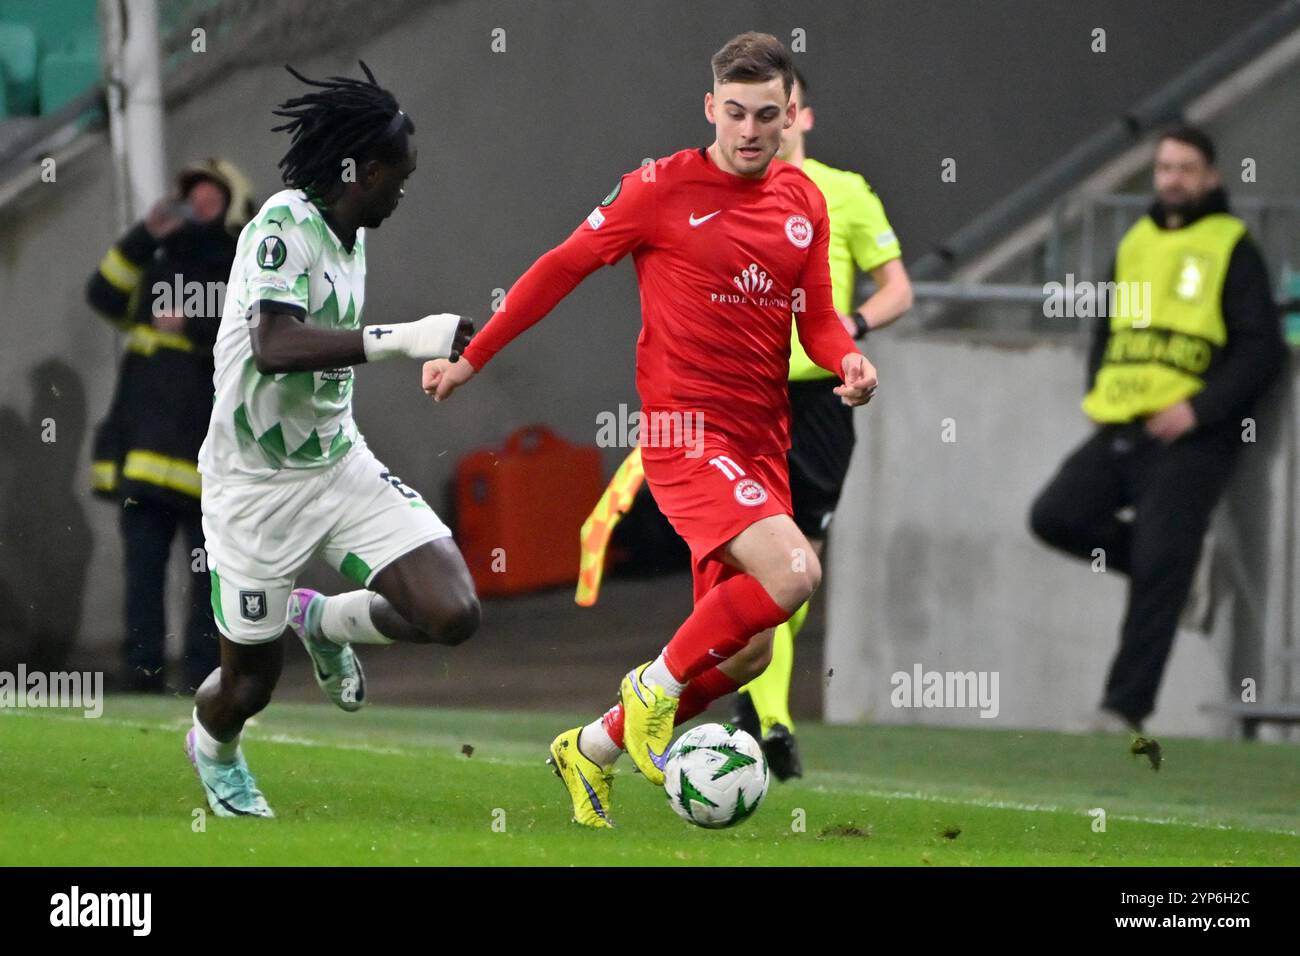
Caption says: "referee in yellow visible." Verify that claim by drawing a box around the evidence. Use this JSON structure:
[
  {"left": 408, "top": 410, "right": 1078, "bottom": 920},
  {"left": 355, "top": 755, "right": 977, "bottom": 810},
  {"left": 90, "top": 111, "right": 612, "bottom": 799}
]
[{"left": 731, "top": 68, "right": 913, "bottom": 777}]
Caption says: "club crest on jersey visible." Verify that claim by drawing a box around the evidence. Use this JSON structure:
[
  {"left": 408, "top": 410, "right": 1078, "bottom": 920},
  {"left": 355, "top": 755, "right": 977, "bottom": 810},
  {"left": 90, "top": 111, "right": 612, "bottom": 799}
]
[
  {"left": 257, "top": 236, "right": 287, "bottom": 270},
  {"left": 239, "top": 590, "right": 267, "bottom": 622},
  {"left": 784, "top": 214, "right": 813, "bottom": 249},
  {"left": 734, "top": 478, "right": 768, "bottom": 507}
]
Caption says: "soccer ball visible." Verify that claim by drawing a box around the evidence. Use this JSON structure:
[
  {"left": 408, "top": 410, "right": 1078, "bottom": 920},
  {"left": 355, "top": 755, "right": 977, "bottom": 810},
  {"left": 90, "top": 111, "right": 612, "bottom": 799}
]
[{"left": 663, "top": 722, "right": 770, "bottom": 828}]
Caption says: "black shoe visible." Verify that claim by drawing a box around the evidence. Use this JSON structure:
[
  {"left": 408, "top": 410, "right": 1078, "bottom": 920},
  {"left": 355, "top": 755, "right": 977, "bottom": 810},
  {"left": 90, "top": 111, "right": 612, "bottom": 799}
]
[
  {"left": 762, "top": 724, "right": 803, "bottom": 781},
  {"left": 730, "top": 692, "right": 761, "bottom": 741}
]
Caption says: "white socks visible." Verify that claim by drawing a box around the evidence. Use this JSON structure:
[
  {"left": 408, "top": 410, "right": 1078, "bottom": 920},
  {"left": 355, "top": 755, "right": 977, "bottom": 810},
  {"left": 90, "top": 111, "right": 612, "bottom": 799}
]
[
  {"left": 192, "top": 708, "right": 240, "bottom": 763},
  {"left": 578, "top": 720, "right": 623, "bottom": 768},
  {"left": 319, "top": 590, "right": 395, "bottom": 646},
  {"left": 643, "top": 653, "right": 686, "bottom": 696}
]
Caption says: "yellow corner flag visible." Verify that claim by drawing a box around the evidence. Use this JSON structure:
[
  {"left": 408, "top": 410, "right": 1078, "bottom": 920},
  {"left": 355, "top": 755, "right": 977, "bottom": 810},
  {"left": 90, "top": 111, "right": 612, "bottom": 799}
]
[{"left": 575, "top": 447, "right": 646, "bottom": 606}]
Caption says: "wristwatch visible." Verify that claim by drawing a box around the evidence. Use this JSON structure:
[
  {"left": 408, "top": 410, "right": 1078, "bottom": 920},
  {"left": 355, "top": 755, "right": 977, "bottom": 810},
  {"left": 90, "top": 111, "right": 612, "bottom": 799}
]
[{"left": 851, "top": 311, "right": 870, "bottom": 340}]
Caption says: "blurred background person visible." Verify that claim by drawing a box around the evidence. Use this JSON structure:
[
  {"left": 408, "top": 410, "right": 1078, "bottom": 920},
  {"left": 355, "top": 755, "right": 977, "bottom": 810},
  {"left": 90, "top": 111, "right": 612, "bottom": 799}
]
[
  {"left": 731, "top": 67, "right": 913, "bottom": 776},
  {"left": 1029, "top": 126, "right": 1286, "bottom": 733},
  {"left": 86, "top": 158, "right": 257, "bottom": 693}
]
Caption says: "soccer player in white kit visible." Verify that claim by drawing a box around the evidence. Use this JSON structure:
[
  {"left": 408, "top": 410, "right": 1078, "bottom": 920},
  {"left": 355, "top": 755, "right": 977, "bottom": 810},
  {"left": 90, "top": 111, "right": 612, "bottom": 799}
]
[{"left": 186, "top": 63, "right": 480, "bottom": 817}]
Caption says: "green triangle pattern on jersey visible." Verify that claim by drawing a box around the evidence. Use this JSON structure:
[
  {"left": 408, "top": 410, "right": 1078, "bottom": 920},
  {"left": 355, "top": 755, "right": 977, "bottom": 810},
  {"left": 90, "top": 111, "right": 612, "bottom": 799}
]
[
  {"left": 232, "top": 402, "right": 256, "bottom": 447},
  {"left": 287, "top": 428, "right": 323, "bottom": 463},
  {"left": 316, "top": 286, "right": 340, "bottom": 327},
  {"left": 315, "top": 377, "right": 345, "bottom": 404},
  {"left": 256, "top": 422, "right": 287, "bottom": 460},
  {"left": 289, "top": 271, "right": 310, "bottom": 303},
  {"left": 314, "top": 285, "right": 359, "bottom": 331},
  {"left": 328, "top": 427, "right": 353, "bottom": 459},
  {"left": 274, "top": 370, "right": 317, "bottom": 403},
  {"left": 339, "top": 290, "right": 358, "bottom": 330}
]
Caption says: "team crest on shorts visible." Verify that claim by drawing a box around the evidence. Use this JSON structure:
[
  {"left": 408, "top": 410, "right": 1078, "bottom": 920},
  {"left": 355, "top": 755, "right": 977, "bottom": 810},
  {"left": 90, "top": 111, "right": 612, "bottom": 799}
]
[
  {"left": 734, "top": 478, "right": 768, "bottom": 507},
  {"left": 239, "top": 590, "right": 267, "bottom": 621},
  {"left": 784, "top": 214, "right": 812, "bottom": 248}
]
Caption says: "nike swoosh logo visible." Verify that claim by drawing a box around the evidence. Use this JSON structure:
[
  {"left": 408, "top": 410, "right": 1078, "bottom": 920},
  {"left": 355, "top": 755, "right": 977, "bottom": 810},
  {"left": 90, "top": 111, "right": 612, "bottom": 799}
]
[
  {"left": 576, "top": 767, "right": 611, "bottom": 822},
  {"left": 646, "top": 743, "right": 670, "bottom": 771},
  {"left": 689, "top": 210, "right": 721, "bottom": 227},
  {"left": 707, "top": 649, "right": 727, "bottom": 659},
  {"left": 207, "top": 782, "right": 259, "bottom": 817},
  {"left": 628, "top": 668, "right": 650, "bottom": 706}
]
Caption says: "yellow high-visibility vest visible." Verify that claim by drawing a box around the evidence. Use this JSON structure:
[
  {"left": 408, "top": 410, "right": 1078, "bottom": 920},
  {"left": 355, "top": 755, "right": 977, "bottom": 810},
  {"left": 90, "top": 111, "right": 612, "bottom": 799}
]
[{"left": 1082, "top": 212, "right": 1245, "bottom": 423}]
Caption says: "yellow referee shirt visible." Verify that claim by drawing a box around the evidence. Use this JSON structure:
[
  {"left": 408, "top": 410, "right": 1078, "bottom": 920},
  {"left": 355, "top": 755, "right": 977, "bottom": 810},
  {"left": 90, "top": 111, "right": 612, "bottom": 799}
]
[{"left": 789, "top": 157, "right": 902, "bottom": 381}]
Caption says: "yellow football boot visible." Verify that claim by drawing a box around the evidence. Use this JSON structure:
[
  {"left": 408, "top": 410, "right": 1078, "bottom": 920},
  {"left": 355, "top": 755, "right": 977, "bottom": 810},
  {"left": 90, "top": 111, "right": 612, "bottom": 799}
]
[
  {"left": 619, "top": 663, "right": 679, "bottom": 786},
  {"left": 547, "top": 727, "right": 615, "bottom": 828}
]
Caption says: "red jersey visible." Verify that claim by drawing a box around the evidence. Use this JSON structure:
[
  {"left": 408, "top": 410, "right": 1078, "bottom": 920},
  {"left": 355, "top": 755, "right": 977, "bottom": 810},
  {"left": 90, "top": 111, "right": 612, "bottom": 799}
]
[{"left": 462, "top": 147, "right": 858, "bottom": 454}]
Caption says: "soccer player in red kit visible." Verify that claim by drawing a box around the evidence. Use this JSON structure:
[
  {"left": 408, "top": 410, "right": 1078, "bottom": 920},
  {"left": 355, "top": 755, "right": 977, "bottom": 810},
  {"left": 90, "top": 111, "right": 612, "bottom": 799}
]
[{"left": 423, "top": 32, "right": 877, "bottom": 827}]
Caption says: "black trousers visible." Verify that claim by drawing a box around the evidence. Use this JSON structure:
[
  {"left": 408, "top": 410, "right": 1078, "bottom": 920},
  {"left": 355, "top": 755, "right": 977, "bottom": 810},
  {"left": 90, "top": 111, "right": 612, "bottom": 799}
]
[
  {"left": 1029, "top": 422, "right": 1240, "bottom": 723},
  {"left": 120, "top": 497, "right": 220, "bottom": 691},
  {"left": 788, "top": 377, "right": 857, "bottom": 539}
]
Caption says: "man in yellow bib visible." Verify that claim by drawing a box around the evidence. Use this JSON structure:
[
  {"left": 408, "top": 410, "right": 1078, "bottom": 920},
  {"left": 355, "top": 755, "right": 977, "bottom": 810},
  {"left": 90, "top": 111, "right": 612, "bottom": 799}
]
[
  {"left": 731, "top": 68, "right": 912, "bottom": 776},
  {"left": 1031, "top": 126, "right": 1285, "bottom": 733}
]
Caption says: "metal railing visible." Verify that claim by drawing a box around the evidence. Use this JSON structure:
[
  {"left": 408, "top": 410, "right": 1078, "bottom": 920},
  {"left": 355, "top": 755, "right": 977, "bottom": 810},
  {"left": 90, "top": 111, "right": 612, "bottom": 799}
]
[
  {"left": 902, "top": 193, "right": 1300, "bottom": 331},
  {"left": 908, "top": 0, "right": 1300, "bottom": 282}
]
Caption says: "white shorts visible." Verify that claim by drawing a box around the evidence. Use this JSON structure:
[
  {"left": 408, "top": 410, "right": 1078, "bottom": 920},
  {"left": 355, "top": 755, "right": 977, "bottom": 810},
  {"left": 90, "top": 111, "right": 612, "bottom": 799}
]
[{"left": 202, "top": 440, "right": 451, "bottom": 644}]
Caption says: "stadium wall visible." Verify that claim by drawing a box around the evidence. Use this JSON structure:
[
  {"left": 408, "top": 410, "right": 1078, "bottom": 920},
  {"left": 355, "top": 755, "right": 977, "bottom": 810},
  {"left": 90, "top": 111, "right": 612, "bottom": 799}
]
[{"left": 824, "top": 331, "right": 1297, "bottom": 739}]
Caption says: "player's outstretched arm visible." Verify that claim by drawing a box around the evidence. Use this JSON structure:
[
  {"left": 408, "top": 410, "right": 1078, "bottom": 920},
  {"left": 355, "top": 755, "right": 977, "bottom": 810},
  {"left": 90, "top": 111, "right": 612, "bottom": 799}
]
[
  {"left": 250, "top": 303, "right": 473, "bottom": 374},
  {"left": 421, "top": 235, "right": 605, "bottom": 402},
  {"left": 421, "top": 166, "right": 653, "bottom": 404}
]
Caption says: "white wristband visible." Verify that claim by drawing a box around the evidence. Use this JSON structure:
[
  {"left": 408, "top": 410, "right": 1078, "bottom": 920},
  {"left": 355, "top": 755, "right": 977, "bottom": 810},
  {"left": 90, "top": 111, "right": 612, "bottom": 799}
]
[{"left": 362, "top": 313, "right": 461, "bottom": 362}]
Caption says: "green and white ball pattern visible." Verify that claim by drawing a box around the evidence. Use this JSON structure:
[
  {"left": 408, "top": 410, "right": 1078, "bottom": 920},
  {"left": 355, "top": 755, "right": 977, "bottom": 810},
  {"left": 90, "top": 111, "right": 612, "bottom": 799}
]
[{"left": 663, "top": 723, "right": 770, "bottom": 828}]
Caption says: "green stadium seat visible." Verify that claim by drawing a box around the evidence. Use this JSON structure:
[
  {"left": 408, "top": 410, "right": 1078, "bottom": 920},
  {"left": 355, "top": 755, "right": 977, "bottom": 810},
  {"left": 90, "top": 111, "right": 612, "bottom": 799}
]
[
  {"left": 1285, "top": 268, "right": 1300, "bottom": 346},
  {"left": 0, "top": 20, "right": 38, "bottom": 115},
  {"left": 0, "top": 0, "right": 99, "bottom": 115},
  {"left": 0, "top": 0, "right": 97, "bottom": 53},
  {"left": 38, "top": 42, "right": 97, "bottom": 114}
]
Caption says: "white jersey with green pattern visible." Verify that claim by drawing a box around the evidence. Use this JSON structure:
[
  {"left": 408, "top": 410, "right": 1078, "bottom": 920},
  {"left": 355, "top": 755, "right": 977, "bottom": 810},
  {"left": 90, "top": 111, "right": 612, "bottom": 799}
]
[{"left": 200, "top": 189, "right": 367, "bottom": 481}]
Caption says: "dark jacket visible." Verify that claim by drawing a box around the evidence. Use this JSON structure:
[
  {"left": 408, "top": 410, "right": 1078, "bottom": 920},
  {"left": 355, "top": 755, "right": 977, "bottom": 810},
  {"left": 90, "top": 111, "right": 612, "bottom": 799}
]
[
  {"left": 1088, "top": 188, "right": 1288, "bottom": 432},
  {"left": 87, "top": 220, "right": 237, "bottom": 512}
]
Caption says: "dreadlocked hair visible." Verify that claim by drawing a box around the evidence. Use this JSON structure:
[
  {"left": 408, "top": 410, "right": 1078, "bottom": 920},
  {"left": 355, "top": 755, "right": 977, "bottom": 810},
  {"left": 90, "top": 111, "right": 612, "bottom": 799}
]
[{"left": 271, "top": 60, "right": 415, "bottom": 201}]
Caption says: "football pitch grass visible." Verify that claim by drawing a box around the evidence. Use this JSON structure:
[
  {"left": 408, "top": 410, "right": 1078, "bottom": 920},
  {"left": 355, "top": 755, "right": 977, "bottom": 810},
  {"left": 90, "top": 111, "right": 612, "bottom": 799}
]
[{"left": 2, "top": 697, "right": 1296, "bottom": 866}]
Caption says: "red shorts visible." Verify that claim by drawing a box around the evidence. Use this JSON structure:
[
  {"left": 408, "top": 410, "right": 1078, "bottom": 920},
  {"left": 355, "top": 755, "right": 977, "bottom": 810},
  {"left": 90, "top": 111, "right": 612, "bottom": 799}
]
[{"left": 640, "top": 441, "right": 793, "bottom": 603}]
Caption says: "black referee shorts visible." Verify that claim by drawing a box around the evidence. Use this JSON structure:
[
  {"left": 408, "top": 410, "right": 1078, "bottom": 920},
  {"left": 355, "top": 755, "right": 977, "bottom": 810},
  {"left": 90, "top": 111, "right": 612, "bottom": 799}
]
[{"left": 787, "top": 376, "right": 857, "bottom": 540}]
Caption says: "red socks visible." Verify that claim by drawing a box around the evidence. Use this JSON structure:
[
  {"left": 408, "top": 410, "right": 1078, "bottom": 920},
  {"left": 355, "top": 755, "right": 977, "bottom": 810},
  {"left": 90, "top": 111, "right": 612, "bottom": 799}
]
[
  {"left": 677, "top": 667, "right": 742, "bottom": 723},
  {"left": 662, "top": 573, "right": 789, "bottom": 682},
  {"left": 597, "top": 573, "right": 786, "bottom": 751},
  {"left": 601, "top": 667, "right": 741, "bottom": 749}
]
